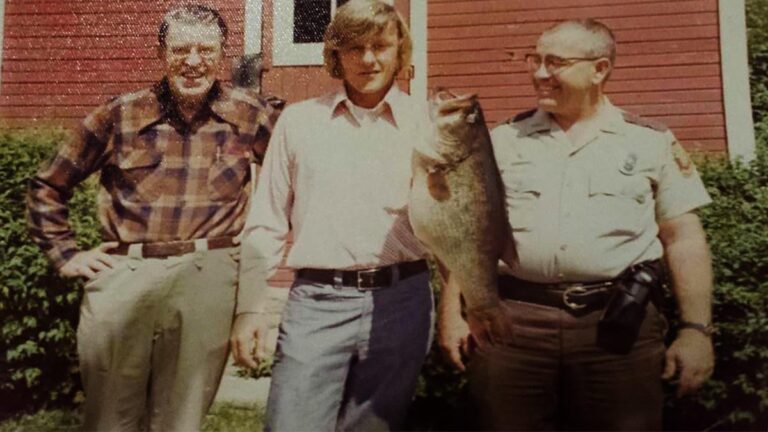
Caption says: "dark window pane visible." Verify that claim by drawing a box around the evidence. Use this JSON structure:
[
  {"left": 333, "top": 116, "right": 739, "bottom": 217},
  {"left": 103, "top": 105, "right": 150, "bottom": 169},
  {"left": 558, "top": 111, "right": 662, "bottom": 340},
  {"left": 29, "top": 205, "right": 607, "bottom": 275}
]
[{"left": 294, "top": 0, "right": 331, "bottom": 43}]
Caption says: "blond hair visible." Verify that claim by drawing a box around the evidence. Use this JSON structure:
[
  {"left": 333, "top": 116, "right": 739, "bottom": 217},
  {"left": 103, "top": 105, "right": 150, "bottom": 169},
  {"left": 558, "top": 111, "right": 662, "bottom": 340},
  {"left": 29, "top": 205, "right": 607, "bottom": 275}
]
[{"left": 323, "top": 0, "right": 412, "bottom": 79}]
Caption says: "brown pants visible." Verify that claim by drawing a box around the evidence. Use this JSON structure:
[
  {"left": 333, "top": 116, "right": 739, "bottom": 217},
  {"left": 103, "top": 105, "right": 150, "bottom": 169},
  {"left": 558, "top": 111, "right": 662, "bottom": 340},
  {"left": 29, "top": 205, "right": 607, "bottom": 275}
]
[
  {"left": 468, "top": 299, "right": 667, "bottom": 431},
  {"left": 76, "top": 247, "right": 238, "bottom": 432}
]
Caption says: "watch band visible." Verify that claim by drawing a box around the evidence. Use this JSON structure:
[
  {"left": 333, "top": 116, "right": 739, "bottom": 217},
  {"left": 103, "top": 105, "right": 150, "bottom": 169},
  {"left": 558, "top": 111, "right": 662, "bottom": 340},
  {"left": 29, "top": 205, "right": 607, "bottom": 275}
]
[{"left": 679, "top": 321, "right": 715, "bottom": 337}]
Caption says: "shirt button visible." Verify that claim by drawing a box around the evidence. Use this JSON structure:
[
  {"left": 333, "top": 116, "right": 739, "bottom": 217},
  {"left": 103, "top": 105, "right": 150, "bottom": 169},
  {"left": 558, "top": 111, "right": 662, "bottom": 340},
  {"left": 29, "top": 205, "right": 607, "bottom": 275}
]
[
  {"left": 636, "top": 195, "right": 646, "bottom": 204},
  {"left": 560, "top": 244, "right": 568, "bottom": 251}
]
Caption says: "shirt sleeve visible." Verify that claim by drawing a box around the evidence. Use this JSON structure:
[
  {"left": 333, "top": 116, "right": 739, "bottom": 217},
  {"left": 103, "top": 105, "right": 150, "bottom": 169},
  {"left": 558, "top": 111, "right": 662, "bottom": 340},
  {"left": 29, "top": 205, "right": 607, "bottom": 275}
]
[
  {"left": 237, "top": 108, "right": 295, "bottom": 314},
  {"left": 26, "top": 103, "right": 113, "bottom": 269},
  {"left": 654, "top": 130, "right": 712, "bottom": 220}
]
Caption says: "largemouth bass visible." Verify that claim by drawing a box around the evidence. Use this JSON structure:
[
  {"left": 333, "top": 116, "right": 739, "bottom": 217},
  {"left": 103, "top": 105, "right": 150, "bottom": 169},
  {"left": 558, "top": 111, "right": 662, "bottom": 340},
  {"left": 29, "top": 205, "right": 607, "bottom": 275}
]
[{"left": 409, "top": 92, "right": 513, "bottom": 313}]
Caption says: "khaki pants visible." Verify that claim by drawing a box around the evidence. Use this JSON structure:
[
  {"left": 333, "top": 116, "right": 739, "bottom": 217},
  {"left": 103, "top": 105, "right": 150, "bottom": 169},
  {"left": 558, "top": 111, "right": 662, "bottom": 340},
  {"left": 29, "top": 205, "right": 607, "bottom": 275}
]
[
  {"left": 76, "top": 247, "right": 238, "bottom": 431},
  {"left": 468, "top": 300, "right": 667, "bottom": 431}
]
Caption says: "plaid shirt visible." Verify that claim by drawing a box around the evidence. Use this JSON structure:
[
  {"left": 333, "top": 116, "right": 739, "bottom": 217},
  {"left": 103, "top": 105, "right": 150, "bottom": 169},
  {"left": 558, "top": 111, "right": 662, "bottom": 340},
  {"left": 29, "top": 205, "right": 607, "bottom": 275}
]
[{"left": 27, "top": 79, "right": 281, "bottom": 268}]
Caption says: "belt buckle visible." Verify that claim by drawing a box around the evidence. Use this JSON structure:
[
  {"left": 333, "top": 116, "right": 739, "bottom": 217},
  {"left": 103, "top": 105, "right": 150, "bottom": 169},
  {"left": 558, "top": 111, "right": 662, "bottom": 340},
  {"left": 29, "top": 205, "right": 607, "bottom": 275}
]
[
  {"left": 356, "top": 268, "right": 380, "bottom": 291},
  {"left": 562, "top": 285, "right": 588, "bottom": 310}
]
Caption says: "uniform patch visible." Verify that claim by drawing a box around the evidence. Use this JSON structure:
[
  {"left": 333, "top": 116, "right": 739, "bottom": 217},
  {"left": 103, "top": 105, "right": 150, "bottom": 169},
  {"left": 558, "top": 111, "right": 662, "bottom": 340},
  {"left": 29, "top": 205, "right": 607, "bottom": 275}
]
[
  {"left": 671, "top": 140, "right": 694, "bottom": 177},
  {"left": 620, "top": 152, "right": 638, "bottom": 175}
]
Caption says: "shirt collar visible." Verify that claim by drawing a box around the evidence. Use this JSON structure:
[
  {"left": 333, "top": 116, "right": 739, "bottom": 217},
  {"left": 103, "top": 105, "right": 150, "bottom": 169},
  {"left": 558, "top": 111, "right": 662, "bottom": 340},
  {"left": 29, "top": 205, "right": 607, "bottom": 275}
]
[
  {"left": 518, "top": 97, "right": 625, "bottom": 136},
  {"left": 330, "top": 84, "right": 405, "bottom": 127},
  {"left": 136, "top": 78, "right": 247, "bottom": 133}
]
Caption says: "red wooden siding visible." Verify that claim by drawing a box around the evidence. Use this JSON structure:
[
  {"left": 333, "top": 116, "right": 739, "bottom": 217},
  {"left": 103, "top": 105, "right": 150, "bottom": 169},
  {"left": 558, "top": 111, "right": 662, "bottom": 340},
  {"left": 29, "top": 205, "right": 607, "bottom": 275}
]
[
  {"left": 0, "top": 0, "right": 246, "bottom": 126},
  {"left": 428, "top": 0, "right": 726, "bottom": 154}
]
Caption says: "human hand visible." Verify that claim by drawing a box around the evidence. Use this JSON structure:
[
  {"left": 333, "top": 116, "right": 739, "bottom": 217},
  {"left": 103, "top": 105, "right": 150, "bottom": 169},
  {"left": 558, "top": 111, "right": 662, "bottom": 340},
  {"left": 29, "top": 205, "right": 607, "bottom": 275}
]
[
  {"left": 466, "top": 304, "right": 511, "bottom": 349},
  {"left": 230, "top": 312, "right": 271, "bottom": 369},
  {"left": 438, "top": 306, "right": 472, "bottom": 371},
  {"left": 662, "top": 330, "right": 715, "bottom": 397},
  {"left": 58, "top": 242, "right": 119, "bottom": 279}
]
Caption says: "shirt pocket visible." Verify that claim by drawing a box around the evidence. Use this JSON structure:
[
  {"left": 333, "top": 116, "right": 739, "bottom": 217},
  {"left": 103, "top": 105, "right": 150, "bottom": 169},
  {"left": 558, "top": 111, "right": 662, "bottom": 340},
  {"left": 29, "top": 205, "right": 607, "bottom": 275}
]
[
  {"left": 116, "top": 149, "right": 163, "bottom": 202},
  {"left": 208, "top": 153, "right": 250, "bottom": 202},
  {"left": 503, "top": 165, "right": 542, "bottom": 232},
  {"left": 588, "top": 171, "right": 652, "bottom": 236}
]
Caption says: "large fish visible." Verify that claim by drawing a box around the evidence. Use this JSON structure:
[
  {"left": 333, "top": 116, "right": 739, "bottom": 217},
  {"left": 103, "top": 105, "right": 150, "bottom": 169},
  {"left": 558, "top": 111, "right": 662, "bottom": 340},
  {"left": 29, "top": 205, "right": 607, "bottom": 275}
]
[{"left": 409, "top": 92, "right": 513, "bottom": 313}]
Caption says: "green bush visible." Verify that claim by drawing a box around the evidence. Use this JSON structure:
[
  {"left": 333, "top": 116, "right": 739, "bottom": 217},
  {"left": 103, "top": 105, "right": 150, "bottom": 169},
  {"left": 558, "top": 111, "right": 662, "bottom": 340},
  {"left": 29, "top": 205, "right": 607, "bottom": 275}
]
[
  {"left": 664, "top": 129, "right": 768, "bottom": 431},
  {"left": 0, "top": 127, "right": 99, "bottom": 415}
]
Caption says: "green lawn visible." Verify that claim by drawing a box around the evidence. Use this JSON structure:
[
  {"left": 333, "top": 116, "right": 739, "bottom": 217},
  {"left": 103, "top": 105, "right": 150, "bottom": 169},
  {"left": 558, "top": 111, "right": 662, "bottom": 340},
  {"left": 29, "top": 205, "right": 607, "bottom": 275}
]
[{"left": 0, "top": 403, "right": 264, "bottom": 432}]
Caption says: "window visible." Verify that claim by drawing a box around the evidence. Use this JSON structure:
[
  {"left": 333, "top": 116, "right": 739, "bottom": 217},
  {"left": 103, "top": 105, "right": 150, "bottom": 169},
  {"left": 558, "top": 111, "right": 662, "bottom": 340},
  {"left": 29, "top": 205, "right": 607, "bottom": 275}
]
[{"left": 272, "top": 0, "right": 392, "bottom": 66}]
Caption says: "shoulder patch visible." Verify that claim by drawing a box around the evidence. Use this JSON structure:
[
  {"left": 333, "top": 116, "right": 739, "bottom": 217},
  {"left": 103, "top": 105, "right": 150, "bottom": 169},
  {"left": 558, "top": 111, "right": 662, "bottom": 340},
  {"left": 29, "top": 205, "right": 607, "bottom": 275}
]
[
  {"left": 621, "top": 112, "right": 668, "bottom": 132},
  {"left": 671, "top": 140, "right": 694, "bottom": 178},
  {"left": 508, "top": 108, "right": 537, "bottom": 124}
]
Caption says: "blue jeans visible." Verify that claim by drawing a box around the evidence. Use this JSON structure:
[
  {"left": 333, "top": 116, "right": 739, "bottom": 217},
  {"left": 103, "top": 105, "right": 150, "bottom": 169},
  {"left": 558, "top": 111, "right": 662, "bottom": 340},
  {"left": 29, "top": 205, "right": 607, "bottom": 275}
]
[{"left": 265, "top": 270, "right": 433, "bottom": 432}]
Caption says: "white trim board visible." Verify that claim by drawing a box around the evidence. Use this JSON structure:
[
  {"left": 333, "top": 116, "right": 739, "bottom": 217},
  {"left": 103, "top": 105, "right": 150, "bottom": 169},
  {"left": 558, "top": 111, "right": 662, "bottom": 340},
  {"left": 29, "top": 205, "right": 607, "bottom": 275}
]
[
  {"left": 719, "top": 0, "right": 756, "bottom": 162},
  {"left": 0, "top": 0, "right": 6, "bottom": 92},
  {"left": 410, "top": 0, "right": 427, "bottom": 102},
  {"left": 244, "top": 0, "right": 263, "bottom": 55}
]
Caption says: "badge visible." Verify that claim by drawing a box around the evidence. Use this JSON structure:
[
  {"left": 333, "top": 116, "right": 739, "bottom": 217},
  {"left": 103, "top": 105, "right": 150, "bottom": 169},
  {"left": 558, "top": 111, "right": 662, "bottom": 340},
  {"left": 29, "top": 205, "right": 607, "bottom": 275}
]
[
  {"left": 671, "top": 141, "right": 694, "bottom": 178},
  {"left": 620, "top": 152, "right": 638, "bottom": 175}
]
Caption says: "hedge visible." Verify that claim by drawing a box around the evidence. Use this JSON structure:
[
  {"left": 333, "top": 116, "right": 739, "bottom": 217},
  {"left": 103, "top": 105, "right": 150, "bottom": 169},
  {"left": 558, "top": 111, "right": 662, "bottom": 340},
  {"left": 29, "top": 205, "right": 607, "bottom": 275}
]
[{"left": 0, "top": 128, "right": 99, "bottom": 415}]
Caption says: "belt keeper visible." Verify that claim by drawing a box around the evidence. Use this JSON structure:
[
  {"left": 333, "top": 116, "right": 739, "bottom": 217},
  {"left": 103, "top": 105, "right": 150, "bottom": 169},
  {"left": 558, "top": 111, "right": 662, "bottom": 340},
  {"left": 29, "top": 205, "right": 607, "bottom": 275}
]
[
  {"left": 127, "top": 243, "right": 143, "bottom": 259},
  {"left": 194, "top": 238, "right": 209, "bottom": 252}
]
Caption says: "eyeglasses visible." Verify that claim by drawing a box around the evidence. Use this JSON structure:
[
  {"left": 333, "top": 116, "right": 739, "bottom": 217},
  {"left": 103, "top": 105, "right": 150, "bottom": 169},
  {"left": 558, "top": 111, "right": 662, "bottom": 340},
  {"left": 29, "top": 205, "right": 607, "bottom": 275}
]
[{"left": 524, "top": 53, "right": 602, "bottom": 74}]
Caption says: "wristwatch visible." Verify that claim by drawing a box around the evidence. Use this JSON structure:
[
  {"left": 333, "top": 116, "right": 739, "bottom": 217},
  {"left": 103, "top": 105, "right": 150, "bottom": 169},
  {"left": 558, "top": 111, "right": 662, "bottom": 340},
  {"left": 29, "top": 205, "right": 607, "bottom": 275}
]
[{"left": 679, "top": 321, "right": 715, "bottom": 337}]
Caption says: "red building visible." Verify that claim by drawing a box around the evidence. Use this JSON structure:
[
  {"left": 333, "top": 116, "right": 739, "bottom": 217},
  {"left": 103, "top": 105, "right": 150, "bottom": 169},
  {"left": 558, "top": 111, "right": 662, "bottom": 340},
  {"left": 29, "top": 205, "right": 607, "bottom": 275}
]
[{"left": 0, "top": 0, "right": 756, "bottom": 284}]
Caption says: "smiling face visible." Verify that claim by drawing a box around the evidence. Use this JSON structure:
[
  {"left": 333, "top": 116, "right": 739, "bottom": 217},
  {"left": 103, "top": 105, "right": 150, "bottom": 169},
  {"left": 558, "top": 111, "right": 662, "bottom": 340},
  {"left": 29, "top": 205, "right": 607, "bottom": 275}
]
[
  {"left": 338, "top": 21, "right": 401, "bottom": 108},
  {"left": 531, "top": 25, "right": 610, "bottom": 122},
  {"left": 160, "top": 21, "right": 224, "bottom": 108}
]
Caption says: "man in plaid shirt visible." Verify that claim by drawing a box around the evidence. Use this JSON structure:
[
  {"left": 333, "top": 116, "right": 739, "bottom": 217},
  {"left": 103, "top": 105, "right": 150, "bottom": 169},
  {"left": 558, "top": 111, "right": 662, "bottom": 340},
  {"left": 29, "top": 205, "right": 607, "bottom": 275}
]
[{"left": 26, "top": 5, "right": 279, "bottom": 430}]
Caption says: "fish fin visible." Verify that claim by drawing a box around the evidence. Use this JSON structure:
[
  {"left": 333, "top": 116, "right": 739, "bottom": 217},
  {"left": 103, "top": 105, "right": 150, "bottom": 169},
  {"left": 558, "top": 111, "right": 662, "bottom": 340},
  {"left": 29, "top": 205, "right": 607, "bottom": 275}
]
[
  {"left": 427, "top": 170, "right": 451, "bottom": 201},
  {"left": 500, "top": 237, "right": 518, "bottom": 267}
]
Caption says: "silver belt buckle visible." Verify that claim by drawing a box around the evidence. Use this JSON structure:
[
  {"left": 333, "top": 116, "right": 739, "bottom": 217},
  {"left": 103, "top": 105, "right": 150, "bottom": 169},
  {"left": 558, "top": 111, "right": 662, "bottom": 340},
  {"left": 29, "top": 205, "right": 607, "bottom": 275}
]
[
  {"left": 356, "top": 268, "right": 380, "bottom": 291},
  {"left": 562, "top": 285, "right": 588, "bottom": 310}
]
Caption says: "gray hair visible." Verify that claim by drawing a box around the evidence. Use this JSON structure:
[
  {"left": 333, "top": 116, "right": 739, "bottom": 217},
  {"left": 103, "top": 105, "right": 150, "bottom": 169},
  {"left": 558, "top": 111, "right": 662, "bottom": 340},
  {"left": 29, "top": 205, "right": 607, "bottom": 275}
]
[
  {"left": 543, "top": 19, "right": 616, "bottom": 64},
  {"left": 158, "top": 4, "right": 228, "bottom": 49}
]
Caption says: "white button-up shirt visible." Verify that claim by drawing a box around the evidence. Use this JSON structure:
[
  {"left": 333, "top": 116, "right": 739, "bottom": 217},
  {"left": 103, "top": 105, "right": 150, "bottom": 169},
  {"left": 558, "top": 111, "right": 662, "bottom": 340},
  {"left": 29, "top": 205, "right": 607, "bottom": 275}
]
[{"left": 238, "top": 86, "right": 428, "bottom": 312}]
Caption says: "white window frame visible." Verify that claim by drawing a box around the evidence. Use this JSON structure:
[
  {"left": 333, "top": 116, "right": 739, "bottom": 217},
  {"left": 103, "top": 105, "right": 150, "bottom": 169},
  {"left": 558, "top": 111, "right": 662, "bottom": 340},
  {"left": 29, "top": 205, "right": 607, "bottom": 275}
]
[{"left": 272, "top": 0, "right": 393, "bottom": 66}]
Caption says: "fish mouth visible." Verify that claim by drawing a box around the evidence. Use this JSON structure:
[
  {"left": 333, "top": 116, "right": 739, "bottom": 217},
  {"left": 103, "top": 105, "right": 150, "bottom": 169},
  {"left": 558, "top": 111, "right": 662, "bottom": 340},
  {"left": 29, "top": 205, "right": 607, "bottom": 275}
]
[{"left": 430, "top": 88, "right": 479, "bottom": 119}]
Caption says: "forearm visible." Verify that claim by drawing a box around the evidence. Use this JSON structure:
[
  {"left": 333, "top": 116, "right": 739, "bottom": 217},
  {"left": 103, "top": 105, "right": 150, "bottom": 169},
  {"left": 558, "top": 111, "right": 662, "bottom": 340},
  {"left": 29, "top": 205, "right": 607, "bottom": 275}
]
[
  {"left": 660, "top": 214, "right": 713, "bottom": 324},
  {"left": 438, "top": 270, "right": 463, "bottom": 319},
  {"left": 27, "top": 176, "right": 80, "bottom": 268},
  {"left": 236, "top": 228, "right": 285, "bottom": 314}
]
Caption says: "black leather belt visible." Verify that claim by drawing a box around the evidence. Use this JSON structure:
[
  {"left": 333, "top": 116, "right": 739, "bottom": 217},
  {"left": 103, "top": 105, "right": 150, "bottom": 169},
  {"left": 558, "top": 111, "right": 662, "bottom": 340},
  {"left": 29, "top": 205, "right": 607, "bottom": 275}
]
[
  {"left": 113, "top": 237, "right": 236, "bottom": 258},
  {"left": 498, "top": 274, "right": 615, "bottom": 313},
  {"left": 498, "top": 260, "right": 663, "bottom": 313},
  {"left": 296, "top": 260, "right": 428, "bottom": 290}
]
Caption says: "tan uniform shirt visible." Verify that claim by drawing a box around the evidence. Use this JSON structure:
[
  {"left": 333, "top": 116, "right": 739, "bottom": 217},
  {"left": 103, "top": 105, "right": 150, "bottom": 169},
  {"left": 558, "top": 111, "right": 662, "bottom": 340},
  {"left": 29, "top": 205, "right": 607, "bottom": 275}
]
[{"left": 492, "top": 100, "right": 711, "bottom": 283}]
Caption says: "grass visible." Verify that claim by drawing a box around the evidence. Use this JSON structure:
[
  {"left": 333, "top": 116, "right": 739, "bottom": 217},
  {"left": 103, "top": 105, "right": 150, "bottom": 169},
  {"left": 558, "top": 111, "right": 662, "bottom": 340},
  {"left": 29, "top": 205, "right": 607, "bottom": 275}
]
[{"left": 0, "top": 403, "right": 264, "bottom": 432}]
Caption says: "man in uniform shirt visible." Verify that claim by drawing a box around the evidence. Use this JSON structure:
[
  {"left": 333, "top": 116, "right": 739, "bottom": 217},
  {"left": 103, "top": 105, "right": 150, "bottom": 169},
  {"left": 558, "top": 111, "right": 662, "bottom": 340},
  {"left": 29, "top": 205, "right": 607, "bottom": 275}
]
[
  {"left": 27, "top": 5, "right": 279, "bottom": 430},
  {"left": 230, "top": 1, "right": 432, "bottom": 430},
  {"left": 438, "top": 19, "right": 715, "bottom": 430}
]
